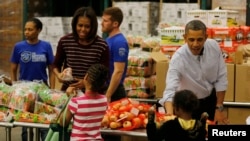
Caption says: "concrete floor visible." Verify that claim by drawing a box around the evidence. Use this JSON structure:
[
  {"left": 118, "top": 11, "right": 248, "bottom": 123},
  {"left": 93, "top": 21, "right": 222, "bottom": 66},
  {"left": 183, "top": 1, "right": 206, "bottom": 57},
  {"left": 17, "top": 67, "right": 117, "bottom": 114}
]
[
  {"left": 0, "top": 126, "right": 22, "bottom": 141},
  {"left": 0, "top": 127, "right": 47, "bottom": 141},
  {"left": 0, "top": 127, "right": 149, "bottom": 141}
]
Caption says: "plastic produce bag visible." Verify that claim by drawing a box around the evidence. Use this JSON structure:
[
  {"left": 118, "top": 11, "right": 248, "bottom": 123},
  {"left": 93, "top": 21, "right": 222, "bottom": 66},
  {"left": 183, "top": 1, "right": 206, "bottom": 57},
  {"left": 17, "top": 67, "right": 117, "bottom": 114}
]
[{"left": 37, "top": 89, "right": 68, "bottom": 108}]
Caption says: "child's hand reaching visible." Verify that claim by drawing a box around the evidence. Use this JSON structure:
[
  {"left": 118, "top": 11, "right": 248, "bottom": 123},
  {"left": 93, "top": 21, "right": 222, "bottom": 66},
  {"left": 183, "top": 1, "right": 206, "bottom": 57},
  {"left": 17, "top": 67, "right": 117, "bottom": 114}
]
[
  {"left": 200, "top": 112, "right": 209, "bottom": 123},
  {"left": 66, "top": 86, "right": 77, "bottom": 97},
  {"left": 148, "top": 106, "right": 156, "bottom": 124}
]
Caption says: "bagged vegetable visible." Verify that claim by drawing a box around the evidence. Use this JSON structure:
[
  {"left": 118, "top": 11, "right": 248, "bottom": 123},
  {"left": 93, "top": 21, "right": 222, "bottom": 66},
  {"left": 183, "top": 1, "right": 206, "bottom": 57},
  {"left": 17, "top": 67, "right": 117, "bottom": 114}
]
[{"left": 37, "top": 89, "right": 68, "bottom": 107}]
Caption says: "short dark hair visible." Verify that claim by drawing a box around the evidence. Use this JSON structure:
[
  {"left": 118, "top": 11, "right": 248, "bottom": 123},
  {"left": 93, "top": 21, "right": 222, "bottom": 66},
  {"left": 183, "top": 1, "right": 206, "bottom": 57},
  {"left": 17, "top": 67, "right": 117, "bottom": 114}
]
[
  {"left": 27, "top": 17, "right": 43, "bottom": 30},
  {"left": 103, "top": 7, "right": 123, "bottom": 26},
  {"left": 173, "top": 89, "right": 199, "bottom": 114},
  {"left": 71, "top": 7, "right": 97, "bottom": 41},
  {"left": 86, "top": 64, "right": 109, "bottom": 92},
  {"left": 185, "top": 20, "right": 207, "bottom": 35}
]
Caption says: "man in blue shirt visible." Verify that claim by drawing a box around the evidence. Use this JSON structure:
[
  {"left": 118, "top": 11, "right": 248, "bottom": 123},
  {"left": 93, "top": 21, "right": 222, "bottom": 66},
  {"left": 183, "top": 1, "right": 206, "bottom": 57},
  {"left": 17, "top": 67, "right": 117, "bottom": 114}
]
[
  {"left": 101, "top": 7, "right": 129, "bottom": 103},
  {"left": 101, "top": 7, "right": 129, "bottom": 141}
]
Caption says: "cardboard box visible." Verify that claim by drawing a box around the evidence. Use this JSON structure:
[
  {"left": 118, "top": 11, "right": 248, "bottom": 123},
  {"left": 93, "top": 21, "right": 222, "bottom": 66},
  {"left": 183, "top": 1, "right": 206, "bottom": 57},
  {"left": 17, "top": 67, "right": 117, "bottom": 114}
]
[
  {"left": 235, "top": 63, "right": 250, "bottom": 102},
  {"left": 224, "top": 63, "right": 235, "bottom": 102},
  {"left": 160, "top": 45, "right": 180, "bottom": 59},
  {"left": 114, "top": 2, "right": 160, "bottom": 36},
  {"left": 161, "top": 3, "right": 199, "bottom": 26},
  {"left": 186, "top": 10, "right": 208, "bottom": 26},
  {"left": 207, "top": 10, "right": 239, "bottom": 27},
  {"left": 228, "top": 108, "right": 250, "bottom": 124},
  {"left": 150, "top": 52, "right": 169, "bottom": 98},
  {"left": 159, "top": 26, "right": 185, "bottom": 46},
  {"left": 211, "top": 0, "right": 246, "bottom": 26}
]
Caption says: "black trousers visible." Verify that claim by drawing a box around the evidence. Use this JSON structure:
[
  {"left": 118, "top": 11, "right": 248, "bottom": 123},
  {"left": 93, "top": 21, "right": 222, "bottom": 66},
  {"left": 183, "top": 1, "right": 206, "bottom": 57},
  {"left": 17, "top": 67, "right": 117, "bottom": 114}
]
[
  {"left": 110, "top": 84, "right": 127, "bottom": 102},
  {"left": 192, "top": 88, "right": 217, "bottom": 121}
]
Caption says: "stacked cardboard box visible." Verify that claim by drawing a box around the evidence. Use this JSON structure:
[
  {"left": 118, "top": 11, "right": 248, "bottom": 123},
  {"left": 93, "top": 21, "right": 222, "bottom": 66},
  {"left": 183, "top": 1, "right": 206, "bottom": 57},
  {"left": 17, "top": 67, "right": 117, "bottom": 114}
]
[
  {"left": 226, "top": 61, "right": 250, "bottom": 124},
  {"left": 150, "top": 52, "right": 169, "bottom": 98},
  {"left": 225, "top": 63, "right": 235, "bottom": 102},
  {"left": 228, "top": 107, "right": 250, "bottom": 124},
  {"left": 113, "top": 2, "right": 160, "bottom": 36},
  {"left": 212, "top": 0, "right": 246, "bottom": 26},
  {"left": 161, "top": 3, "right": 199, "bottom": 26},
  {"left": 235, "top": 63, "right": 250, "bottom": 102},
  {"left": 37, "top": 17, "right": 72, "bottom": 54},
  {"left": 186, "top": 9, "right": 239, "bottom": 27},
  {"left": 125, "top": 50, "right": 169, "bottom": 99}
]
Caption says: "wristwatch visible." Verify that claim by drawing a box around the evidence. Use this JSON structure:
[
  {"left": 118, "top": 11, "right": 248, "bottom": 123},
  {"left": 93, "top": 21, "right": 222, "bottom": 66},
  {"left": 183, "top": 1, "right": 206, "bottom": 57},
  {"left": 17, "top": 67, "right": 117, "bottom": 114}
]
[{"left": 215, "top": 105, "right": 224, "bottom": 112}]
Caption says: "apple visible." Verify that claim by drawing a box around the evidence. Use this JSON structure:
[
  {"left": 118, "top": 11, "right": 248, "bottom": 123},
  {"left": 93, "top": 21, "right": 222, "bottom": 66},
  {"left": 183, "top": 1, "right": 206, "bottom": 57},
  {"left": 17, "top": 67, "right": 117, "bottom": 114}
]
[
  {"left": 132, "top": 117, "right": 142, "bottom": 128},
  {"left": 118, "top": 113, "right": 128, "bottom": 122},
  {"left": 127, "top": 104, "right": 134, "bottom": 111},
  {"left": 125, "top": 112, "right": 135, "bottom": 121},
  {"left": 118, "top": 105, "right": 128, "bottom": 112},
  {"left": 101, "top": 115, "right": 110, "bottom": 127},
  {"left": 113, "top": 111, "right": 120, "bottom": 117},
  {"left": 109, "top": 115, "right": 118, "bottom": 122},
  {"left": 119, "top": 113, "right": 127, "bottom": 119},
  {"left": 143, "top": 118, "right": 148, "bottom": 128},
  {"left": 112, "top": 103, "right": 121, "bottom": 111},
  {"left": 109, "top": 122, "right": 118, "bottom": 129},
  {"left": 116, "top": 122, "right": 122, "bottom": 128},
  {"left": 137, "top": 105, "right": 144, "bottom": 112},
  {"left": 123, "top": 120, "right": 132, "bottom": 128},
  {"left": 138, "top": 113, "right": 146, "bottom": 120}
]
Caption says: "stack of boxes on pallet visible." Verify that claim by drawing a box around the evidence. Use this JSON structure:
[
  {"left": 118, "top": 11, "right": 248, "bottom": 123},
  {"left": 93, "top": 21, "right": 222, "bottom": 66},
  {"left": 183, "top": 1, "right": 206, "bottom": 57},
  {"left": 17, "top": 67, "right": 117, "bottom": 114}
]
[
  {"left": 159, "top": 3, "right": 199, "bottom": 58},
  {"left": 113, "top": 1, "right": 160, "bottom": 36},
  {"left": 159, "top": 26, "right": 184, "bottom": 58},
  {"left": 124, "top": 49, "right": 169, "bottom": 99},
  {"left": 124, "top": 49, "right": 156, "bottom": 98},
  {"left": 210, "top": 1, "right": 250, "bottom": 105},
  {"left": 223, "top": 58, "right": 250, "bottom": 124},
  {"left": 160, "top": 3, "right": 199, "bottom": 26},
  {"left": 211, "top": 0, "right": 246, "bottom": 26},
  {"left": 186, "top": 9, "right": 239, "bottom": 27},
  {"left": 37, "top": 17, "right": 72, "bottom": 54}
]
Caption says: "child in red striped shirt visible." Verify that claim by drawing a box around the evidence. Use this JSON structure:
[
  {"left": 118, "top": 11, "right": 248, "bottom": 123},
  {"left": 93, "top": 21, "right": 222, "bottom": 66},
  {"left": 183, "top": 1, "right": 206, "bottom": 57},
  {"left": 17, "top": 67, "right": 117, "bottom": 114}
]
[{"left": 60, "top": 64, "right": 109, "bottom": 141}]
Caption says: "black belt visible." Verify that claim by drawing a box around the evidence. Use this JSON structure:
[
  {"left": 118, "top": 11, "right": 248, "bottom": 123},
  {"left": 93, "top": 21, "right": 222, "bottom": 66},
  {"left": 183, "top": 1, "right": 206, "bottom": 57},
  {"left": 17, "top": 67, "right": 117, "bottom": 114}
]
[
  {"left": 199, "top": 95, "right": 211, "bottom": 102},
  {"left": 199, "top": 88, "right": 216, "bottom": 102}
]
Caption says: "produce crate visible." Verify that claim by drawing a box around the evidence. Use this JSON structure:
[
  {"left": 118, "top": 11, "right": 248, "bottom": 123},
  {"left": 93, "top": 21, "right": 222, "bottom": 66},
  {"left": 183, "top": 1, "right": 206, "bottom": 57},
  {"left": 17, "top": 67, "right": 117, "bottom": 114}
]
[
  {"left": 186, "top": 9, "right": 208, "bottom": 26},
  {"left": 159, "top": 26, "right": 185, "bottom": 46},
  {"left": 207, "top": 10, "right": 239, "bottom": 27}
]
